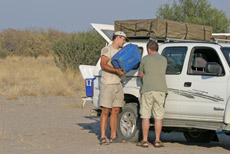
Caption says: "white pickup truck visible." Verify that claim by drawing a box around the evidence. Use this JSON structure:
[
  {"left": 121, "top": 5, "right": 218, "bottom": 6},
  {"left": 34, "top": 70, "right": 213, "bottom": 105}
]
[{"left": 79, "top": 23, "right": 230, "bottom": 143}]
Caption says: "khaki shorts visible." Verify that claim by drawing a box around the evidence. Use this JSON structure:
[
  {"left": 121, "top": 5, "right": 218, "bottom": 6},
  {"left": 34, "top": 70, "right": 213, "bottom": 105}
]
[
  {"left": 99, "top": 83, "right": 124, "bottom": 108},
  {"left": 140, "top": 91, "right": 166, "bottom": 119}
]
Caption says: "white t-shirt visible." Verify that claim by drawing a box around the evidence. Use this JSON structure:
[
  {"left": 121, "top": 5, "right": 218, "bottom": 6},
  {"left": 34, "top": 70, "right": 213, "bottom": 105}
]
[{"left": 100, "top": 45, "right": 121, "bottom": 84}]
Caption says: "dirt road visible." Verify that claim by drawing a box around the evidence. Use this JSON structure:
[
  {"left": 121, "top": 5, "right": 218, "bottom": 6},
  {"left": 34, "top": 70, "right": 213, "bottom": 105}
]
[{"left": 0, "top": 96, "right": 229, "bottom": 154}]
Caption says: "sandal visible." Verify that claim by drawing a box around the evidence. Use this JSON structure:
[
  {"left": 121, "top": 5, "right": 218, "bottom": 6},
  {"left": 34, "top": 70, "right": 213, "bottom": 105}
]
[
  {"left": 109, "top": 137, "right": 126, "bottom": 143},
  {"left": 154, "top": 141, "right": 164, "bottom": 148},
  {"left": 100, "top": 138, "right": 109, "bottom": 145},
  {"left": 136, "top": 141, "right": 149, "bottom": 148}
]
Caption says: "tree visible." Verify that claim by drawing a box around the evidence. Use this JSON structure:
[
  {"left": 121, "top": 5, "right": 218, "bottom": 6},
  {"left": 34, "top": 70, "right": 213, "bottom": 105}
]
[
  {"left": 53, "top": 30, "right": 106, "bottom": 71},
  {"left": 156, "top": 0, "right": 230, "bottom": 32}
]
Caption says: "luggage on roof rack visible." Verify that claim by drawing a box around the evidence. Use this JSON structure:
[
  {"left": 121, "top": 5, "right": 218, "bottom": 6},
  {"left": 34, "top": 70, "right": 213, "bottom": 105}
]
[{"left": 114, "top": 19, "right": 212, "bottom": 42}]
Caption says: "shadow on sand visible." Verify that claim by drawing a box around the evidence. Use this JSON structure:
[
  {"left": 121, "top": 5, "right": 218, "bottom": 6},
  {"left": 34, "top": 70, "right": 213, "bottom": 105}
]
[
  {"left": 77, "top": 115, "right": 230, "bottom": 151},
  {"left": 150, "top": 131, "right": 230, "bottom": 151},
  {"left": 77, "top": 116, "right": 111, "bottom": 140}
]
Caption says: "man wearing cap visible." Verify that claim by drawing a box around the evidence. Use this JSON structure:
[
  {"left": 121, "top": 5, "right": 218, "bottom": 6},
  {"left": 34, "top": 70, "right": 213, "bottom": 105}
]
[
  {"left": 137, "top": 40, "right": 167, "bottom": 148},
  {"left": 99, "top": 31, "right": 128, "bottom": 145}
]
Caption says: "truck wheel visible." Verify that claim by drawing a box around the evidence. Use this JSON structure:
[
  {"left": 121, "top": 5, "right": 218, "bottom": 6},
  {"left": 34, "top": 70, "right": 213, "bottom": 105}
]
[
  {"left": 117, "top": 103, "right": 141, "bottom": 142},
  {"left": 183, "top": 130, "right": 216, "bottom": 143}
]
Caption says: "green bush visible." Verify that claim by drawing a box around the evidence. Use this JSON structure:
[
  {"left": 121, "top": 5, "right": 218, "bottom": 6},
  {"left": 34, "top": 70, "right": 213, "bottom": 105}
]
[
  {"left": 53, "top": 30, "right": 106, "bottom": 71},
  {"left": 0, "top": 49, "right": 8, "bottom": 59}
]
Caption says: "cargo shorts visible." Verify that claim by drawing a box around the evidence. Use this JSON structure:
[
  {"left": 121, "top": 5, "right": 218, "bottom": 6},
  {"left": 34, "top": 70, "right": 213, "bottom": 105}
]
[
  {"left": 140, "top": 91, "right": 166, "bottom": 119},
  {"left": 99, "top": 82, "right": 124, "bottom": 108}
]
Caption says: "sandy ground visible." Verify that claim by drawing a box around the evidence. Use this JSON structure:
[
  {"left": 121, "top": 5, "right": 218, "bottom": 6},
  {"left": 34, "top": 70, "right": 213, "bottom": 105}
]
[{"left": 0, "top": 95, "right": 230, "bottom": 154}]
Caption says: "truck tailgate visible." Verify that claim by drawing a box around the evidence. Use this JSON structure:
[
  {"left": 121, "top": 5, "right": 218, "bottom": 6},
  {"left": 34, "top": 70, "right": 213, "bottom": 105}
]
[{"left": 79, "top": 65, "right": 96, "bottom": 79}]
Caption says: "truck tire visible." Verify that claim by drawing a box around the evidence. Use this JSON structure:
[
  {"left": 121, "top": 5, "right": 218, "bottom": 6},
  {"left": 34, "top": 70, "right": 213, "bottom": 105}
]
[
  {"left": 117, "top": 103, "right": 141, "bottom": 142},
  {"left": 183, "top": 130, "right": 216, "bottom": 143}
]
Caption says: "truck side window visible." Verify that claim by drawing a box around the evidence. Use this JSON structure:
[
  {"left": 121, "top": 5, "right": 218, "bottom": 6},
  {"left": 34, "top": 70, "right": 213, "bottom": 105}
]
[
  {"left": 221, "top": 47, "right": 230, "bottom": 67},
  {"left": 188, "top": 47, "right": 225, "bottom": 75},
  {"left": 132, "top": 46, "right": 144, "bottom": 70},
  {"left": 161, "top": 47, "right": 187, "bottom": 75},
  {"left": 138, "top": 47, "right": 144, "bottom": 56}
]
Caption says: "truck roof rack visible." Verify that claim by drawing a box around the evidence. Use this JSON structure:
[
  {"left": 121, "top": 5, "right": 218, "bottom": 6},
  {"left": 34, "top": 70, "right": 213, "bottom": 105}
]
[
  {"left": 129, "top": 36, "right": 229, "bottom": 44},
  {"left": 212, "top": 38, "right": 230, "bottom": 43},
  {"left": 212, "top": 33, "right": 230, "bottom": 43},
  {"left": 149, "top": 37, "right": 214, "bottom": 43}
]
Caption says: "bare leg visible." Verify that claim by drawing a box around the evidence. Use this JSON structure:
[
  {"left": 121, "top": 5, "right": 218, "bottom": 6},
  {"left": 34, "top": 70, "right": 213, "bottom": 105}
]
[
  {"left": 100, "top": 107, "right": 110, "bottom": 138},
  {"left": 154, "top": 118, "right": 162, "bottom": 142},
  {"left": 142, "top": 118, "right": 150, "bottom": 142},
  {"left": 110, "top": 107, "right": 120, "bottom": 139}
]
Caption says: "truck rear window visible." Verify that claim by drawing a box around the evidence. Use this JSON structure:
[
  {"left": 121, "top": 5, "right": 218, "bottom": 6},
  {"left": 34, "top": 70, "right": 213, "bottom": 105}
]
[{"left": 102, "top": 30, "right": 113, "bottom": 41}]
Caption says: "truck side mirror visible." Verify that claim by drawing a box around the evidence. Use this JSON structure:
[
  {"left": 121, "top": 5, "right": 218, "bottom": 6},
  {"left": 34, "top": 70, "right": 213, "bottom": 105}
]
[{"left": 205, "top": 62, "right": 222, "bottom": 75}]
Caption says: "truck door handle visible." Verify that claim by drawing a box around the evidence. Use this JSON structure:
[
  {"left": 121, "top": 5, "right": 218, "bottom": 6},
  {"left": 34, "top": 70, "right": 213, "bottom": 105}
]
[{"left": 184, "top": 82, "right": 192, "bottom": 87}]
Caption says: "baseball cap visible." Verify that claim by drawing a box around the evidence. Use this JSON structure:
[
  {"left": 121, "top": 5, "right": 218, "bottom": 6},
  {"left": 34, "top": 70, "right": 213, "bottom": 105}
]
[{"left": 113, "top": 31, "right": 129, "bottom": 42}]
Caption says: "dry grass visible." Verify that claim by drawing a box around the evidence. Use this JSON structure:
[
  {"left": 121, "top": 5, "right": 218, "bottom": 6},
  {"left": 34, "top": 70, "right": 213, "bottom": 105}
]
[
  {"left": 0, "top": 122, "right": 11, "bottom": 150},
  {"left": 0, "top": 56, "right": 85, "bottom": 99},
  {"left": 60, "top": 103, "right": 84, "bottom": 109}
]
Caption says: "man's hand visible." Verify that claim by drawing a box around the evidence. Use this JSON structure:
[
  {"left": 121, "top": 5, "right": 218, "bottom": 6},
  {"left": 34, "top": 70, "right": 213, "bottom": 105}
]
[
  {"left": 101, "top": 55, "right": 125, "bottom": 76},
  {"left": 116, "top": 69, "right": 125, "bottom": 76}
]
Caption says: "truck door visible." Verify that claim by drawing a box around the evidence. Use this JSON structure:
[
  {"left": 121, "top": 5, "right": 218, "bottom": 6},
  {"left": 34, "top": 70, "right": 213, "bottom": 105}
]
[
  {"left": 161, "top": 46, "right": 188, "bottom": 120},
  {"left": 180, "top": 46, "right": 228, "bottom": 121},
  {"left": 221, "top": 46, "right": 230, "bottom": 124}
]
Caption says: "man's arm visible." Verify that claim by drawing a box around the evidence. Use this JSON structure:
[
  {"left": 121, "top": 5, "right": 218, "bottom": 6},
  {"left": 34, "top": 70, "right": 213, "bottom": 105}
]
[
  {"left": 139, "top": 60, "right": 144, "bottom": 78},
  {"left": 139, "top": 71, "right": 144, "bottom": 78},
  {"left": 100, "top": 55, "right": 125, "bottom": 76},
  {"left": 139, "top": 71, "right": 144, "bottom": 84}
]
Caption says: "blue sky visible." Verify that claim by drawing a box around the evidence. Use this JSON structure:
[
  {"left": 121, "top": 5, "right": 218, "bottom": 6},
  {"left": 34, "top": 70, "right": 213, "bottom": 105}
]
[{"left": 0, "top": 0, "right": 229, "bottom": 33}]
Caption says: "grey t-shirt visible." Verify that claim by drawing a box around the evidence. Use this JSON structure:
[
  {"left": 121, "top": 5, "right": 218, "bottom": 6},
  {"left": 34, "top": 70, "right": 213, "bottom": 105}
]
[
  {"left": 139, "top": 53, "right": 168, "bottom": 93},
  {"left": 100, "top": 45, "right": 121, "bottom": 84}
]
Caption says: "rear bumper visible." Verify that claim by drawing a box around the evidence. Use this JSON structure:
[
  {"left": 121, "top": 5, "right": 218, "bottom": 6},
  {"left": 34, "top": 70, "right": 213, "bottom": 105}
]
[
  {"left": 81, "top": 97, "right": 101, "bottom": 116},
  {"left": 81, "top": 97, "right": 93, "bottom": 106}
]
